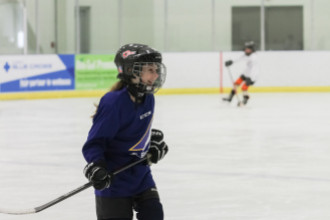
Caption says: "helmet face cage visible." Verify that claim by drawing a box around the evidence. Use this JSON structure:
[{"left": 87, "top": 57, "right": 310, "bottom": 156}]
[
  {"left": 132, "top": 62, "right": 166, "bottom": 94},
  {"left": 114, "top": 44, "right": 166, "bottom": 97},
  {"left": 244, "top": 41, "right": 255, "bottom": 52}
]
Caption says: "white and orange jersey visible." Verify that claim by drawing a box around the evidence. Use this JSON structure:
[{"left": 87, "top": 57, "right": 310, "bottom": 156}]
[{"left": 233, "top": 52, "right": 259, "bottom": 82}]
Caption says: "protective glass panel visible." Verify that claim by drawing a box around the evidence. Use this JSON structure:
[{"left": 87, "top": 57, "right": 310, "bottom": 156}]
[
  {"left": 266, "top": 6, "right": 303, "bottom": 50},
  {"left": 0, "top": 0, "right": 24, "bottom": 54},
  {"left": 232, "top": 6, "right": 260, "bottom": 51}
]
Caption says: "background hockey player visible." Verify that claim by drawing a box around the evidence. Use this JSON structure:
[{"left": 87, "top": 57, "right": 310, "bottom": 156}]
[
  {"left": 223, "top": 41, "right": 259, "bottom": 105},
  {"left": 82, "top": 43, "right": 169, "bottom": 220}
]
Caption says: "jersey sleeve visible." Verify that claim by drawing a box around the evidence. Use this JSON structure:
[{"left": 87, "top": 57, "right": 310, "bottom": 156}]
[{"left": 82, "top": 97, "right": 120, "bottom": 163}]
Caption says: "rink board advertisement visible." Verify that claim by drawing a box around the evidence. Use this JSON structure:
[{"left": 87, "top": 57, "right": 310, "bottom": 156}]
[
  {"left": 75, "top": 54, "right": 118, "bottom": 90},
  {"left": 0, "top": 55, "right": 74, "bottom": 93}
]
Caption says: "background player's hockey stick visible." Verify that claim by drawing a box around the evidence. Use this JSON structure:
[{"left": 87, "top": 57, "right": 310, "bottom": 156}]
[
  {"left": 0, "top": 156, "right": 149, "bottom": 215},
  {"left": 226, "top": 67, "right": 242, "bottom": 106}
]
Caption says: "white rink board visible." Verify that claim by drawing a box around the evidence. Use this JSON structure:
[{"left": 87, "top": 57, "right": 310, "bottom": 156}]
[
  {"left": 163, "top": 51, "right": 330, "bottom": 89},
  {"left": 1, "top": 51, "right": 329, "bottom": 95}
]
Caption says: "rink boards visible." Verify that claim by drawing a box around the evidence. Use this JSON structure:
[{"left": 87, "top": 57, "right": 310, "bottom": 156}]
[{"left": 0, "top": 52, "right": 329, "bottom": 100}]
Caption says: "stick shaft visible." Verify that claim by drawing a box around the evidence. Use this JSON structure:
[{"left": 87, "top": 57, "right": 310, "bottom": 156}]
[
  {"left": 36, "top": 157, "right": 148, "bottom": 212},
  {"left": 226, "top": 67, "right": 241, "bottom": 103},
  {"left": 0, "top": 157, "right": 148, "bottom": 215},
  {"left": 35, "top": 182, "right": 93, "bottom": 213}
]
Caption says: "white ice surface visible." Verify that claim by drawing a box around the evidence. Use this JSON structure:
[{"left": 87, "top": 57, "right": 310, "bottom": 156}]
[{"left": 0, "top": 93, "right": 330, "bottom": 220}]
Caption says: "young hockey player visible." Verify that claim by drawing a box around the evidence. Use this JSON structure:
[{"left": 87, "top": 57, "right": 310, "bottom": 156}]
[
  {"left": 223, "top": 41, "right": 259, "bottom": 105},
  {"left": 82, "top": 43, "right": 169, "bottom": 220}
]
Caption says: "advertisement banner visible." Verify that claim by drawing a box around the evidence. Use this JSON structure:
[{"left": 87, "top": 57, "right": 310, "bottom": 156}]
[
  {"left": 0, "top": 55, "right": 74, "bottom": 92},
  {"left": 75, "top": 55, "right": 118, "bottom": 90}
]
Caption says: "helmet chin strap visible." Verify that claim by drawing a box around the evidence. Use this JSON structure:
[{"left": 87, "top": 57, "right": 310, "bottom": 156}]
[
  {"left": 126, "top": 84, "right": 146, "bottom": 103},
  {"left": 127, "top": 73, "right": 157, "bottom": 103},
  {"left": 118, "top": 72, "right": 146, "bottom": 103}
]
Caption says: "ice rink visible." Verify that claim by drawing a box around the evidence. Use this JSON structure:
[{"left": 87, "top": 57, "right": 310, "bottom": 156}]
[{"left": 0, "top": 92, "right": 330, "bottom": 220}]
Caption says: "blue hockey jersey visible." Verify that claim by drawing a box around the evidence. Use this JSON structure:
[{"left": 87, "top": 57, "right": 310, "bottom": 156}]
[{"left": 82, "top": 87, "right": 156, "bottom": 197}]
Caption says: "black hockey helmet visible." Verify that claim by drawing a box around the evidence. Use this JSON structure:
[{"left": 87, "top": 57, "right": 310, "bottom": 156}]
[
  {"left": 114, "top": 43, "right": 166, "bottom": 100},
  {"left": 244, "top": 41, "right": 256, "bottom": 52}
]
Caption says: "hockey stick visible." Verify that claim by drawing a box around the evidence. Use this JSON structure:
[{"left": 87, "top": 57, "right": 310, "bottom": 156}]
[
  {"left": 226, "top": 67, "right": 242, "bottom": 106},
  {"left": 0, "top": 156, "right": 149, "bottom": 215}
]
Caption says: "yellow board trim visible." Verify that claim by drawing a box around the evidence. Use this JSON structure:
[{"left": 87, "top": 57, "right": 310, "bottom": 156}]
[
  {"left": 0, "top": 90, "right": 108, "bottom": 100},
  {"left": 0, "top": 86, "right": 329, "bottom": 100},
  {"left": 157, "top": 86, "right": 330, "bottom": 94},
  {"left": 248, "top": 86, "right": 330, "bottom": 93}
]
